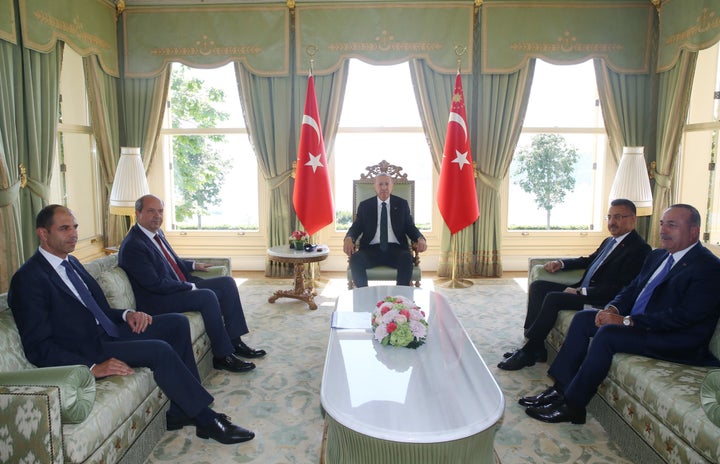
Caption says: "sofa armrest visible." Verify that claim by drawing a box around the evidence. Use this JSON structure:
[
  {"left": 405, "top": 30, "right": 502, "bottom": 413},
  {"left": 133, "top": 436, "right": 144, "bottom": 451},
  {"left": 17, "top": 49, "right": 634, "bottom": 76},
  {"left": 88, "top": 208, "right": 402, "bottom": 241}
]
[
  {"left": 701, "top": 369, "right": 720, "bottom": 426},
  {"left": 528, "top": 257, "right": 585, "bottom": 286},
  {"left": 0, "top": 365, "right": 96, "bottom": 424},
  {"left": 184, "top": 257, "right": 231, "bottom": 278},
  {"left": 0, "top": 384, "right": 64, "bottom": 463}
]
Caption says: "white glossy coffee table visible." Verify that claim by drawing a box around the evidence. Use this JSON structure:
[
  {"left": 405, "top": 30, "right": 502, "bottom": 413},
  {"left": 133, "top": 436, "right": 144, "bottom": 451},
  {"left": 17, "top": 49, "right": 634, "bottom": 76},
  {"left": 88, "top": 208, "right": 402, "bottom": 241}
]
[{"left": 320, "top": 286, "right": 504, "bottom": 463}]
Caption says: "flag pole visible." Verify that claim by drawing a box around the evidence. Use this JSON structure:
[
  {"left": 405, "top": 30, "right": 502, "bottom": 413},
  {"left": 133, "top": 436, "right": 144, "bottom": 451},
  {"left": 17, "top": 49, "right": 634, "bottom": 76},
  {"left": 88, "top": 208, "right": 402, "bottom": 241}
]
[{"left": 437, "top": 232, "right": 473, "bottom": 288}]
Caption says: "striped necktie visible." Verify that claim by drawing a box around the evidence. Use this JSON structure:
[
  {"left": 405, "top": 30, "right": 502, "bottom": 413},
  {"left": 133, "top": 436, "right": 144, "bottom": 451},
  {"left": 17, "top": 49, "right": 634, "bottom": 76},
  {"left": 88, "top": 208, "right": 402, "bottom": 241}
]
[
  {"left": 61, "top": 260, "right": 120, "bottom": 337},
  {"left": 630, "top": 254, "right": 674, "bottom": 316},
  {"left": 580, "top": 238, "right": 616, "bottom": 288},
  {"left": 380, "top": 202, "right": 388, "bottom": 251},
  {"left": 154, "top": 234, "right": 187, "bottom": 282}
]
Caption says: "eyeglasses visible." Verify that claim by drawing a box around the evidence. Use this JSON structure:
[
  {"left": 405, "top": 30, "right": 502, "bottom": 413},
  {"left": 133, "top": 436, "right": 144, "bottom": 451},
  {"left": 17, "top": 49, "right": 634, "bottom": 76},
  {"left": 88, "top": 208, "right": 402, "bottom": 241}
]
[{"left": 605, "top": 214, "right": 633, "bottom": 221}]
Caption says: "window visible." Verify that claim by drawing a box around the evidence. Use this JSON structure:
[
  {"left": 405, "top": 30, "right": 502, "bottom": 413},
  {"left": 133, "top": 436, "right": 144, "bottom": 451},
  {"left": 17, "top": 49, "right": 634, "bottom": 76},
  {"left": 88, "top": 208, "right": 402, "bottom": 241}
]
[
  {"left": 332, "top": 60, "right": 433, "bottom": 231},
  {"left": 54, "top": 46, "right": 101, "bottom": 239},
  {"left": 163, "top": 63, "right": 258, "bottom": 231},
  {"left": 506, "top": 60, "right": 607, "bottom": 231},
  {"left": 682, "top": 43, "right": 720, "bottom": 243}
]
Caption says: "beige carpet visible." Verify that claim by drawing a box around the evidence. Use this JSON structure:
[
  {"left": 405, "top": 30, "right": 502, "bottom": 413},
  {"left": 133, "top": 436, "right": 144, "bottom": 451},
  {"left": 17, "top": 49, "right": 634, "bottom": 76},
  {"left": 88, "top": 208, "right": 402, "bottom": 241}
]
[{"left": 144, "top": 276, "right": 631, "bottom": 464}]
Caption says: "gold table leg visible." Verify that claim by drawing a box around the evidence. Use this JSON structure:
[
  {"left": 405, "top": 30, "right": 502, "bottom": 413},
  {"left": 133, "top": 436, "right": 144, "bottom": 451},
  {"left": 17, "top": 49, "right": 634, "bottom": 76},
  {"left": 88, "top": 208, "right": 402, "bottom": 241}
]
[{"left": 268, "top": 262, "right": 318, "bottom": 310}]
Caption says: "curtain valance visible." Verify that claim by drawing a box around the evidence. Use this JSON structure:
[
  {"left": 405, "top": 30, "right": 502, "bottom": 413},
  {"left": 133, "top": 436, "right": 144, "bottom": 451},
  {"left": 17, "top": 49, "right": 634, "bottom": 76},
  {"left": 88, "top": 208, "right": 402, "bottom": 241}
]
[
  {"left": 0, "top": 0, "right": 16, "bottom": 45},
  {"left": 19, "top": 0, "right": 118, "bottom": 76},
  {"left": 296, "top": 3, "right": 473, "bottom": 75},
  {"left": 481, "top": 1, "right": 653, "bottom": 74},
  {"left": 122, "top": 5, "right": 289, "bottom": 78},
  {"left": 658, "top": 0, "right": 720, "bottom": 72}
]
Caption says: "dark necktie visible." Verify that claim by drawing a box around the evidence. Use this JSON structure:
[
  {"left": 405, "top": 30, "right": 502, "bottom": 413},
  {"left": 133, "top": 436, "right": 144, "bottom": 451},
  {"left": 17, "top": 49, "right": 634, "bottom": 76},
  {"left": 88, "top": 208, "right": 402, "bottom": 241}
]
[
  {"left": 580, "top": 238, "right": 615, "bottom": 288},
  {"left": 61, "top": 260, "right": 120, "bottom": 337},
  {"left": 630, "top": 254, "right": 674, "bottom": 316},
  {"left": 154, "top": 234, "right": 187, "bottom": 282},
  {"left": 380, "top": 201, "right": 388, "bottom": 251}
]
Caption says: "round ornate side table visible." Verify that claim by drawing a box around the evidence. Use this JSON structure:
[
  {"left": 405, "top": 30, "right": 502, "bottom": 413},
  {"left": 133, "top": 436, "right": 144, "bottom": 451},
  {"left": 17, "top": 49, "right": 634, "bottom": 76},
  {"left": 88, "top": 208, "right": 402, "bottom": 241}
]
[{"left": 266, "top": 245, "right": 329, "bottom": 310}]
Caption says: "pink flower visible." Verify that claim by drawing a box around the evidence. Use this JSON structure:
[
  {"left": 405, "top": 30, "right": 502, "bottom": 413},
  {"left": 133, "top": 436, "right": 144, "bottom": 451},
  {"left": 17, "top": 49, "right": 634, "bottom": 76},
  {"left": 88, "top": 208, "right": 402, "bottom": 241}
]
[{"left": 386, "top": 322, "right": 397, "bottom": 333}]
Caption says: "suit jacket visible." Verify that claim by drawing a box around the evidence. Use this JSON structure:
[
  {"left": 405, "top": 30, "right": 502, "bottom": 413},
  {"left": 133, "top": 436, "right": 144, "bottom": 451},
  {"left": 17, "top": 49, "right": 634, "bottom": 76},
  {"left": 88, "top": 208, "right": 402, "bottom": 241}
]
[
  {"left": 118, "top": 225, "right": 199, "bottom": 307},
  {"left": 8, "top": 252, "right": 126, "bottom": 368},
  {"left": 562, "top": 230, "right": 651, "bottom": 304},
  {"left": 345, "top": 194, "right": 424, "bottom": 248},
  {"left": 609, "top": 244, "right": 720, "bottom": 345}
]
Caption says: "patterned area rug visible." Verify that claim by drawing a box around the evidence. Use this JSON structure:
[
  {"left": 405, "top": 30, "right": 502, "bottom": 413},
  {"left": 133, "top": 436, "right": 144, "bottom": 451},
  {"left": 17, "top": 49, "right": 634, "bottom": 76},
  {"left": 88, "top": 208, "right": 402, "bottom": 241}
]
[{"left": 145, "top": 277, "right": 631, "bottom": 464}]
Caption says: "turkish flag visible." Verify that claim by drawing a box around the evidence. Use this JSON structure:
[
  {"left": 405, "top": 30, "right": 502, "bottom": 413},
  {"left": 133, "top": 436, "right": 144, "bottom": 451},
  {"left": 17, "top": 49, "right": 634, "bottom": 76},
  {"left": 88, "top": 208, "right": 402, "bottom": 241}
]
[
  {"left": 437, "top": 73, "right": 479, "bottom": 234},
  {"left": 293, "top": 75, "right": 334, "bottom": 236}
]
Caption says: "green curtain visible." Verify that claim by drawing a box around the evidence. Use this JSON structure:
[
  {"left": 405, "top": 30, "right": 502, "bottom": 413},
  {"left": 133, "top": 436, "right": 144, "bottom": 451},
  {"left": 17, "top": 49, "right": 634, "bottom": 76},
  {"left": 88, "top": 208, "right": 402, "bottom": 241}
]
[
  {"left": 648, "top": 49, "right": 698, "bottom": 248},
  {"left": 84, "top": 54, "right": 123, "bottom": 247},
  {"left": 409, "top": 60, "right": 476, "bottom": 277},
  {"left": 115, "top": 68, "right": 170, "bottom": 237},
  {"left": 472, "top": 60, "right": 535, "bottom": 277},
  {"left": 119, "top": 71, "right": 170, "bottom": 169},
  {"left": 593, "top": 58, "right": 656, "bottom": 239},
  {"left": 593, "top": 59, "right": 653, "bottom": 162},
  {"left": 0, "top": 39, "right": 24, "bottom": 292},
  {"left": 235, "top": 62, "right": 348, "bottom": 277},
  {"left": 18, "top": 41, "right": 62, "bottom": 261}
]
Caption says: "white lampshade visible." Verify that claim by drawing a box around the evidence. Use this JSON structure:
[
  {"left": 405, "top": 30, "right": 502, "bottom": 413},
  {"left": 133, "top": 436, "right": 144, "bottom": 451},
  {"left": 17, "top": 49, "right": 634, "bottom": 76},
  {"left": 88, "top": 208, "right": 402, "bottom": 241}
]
[
  {"left": 609, "top": 146, "right": 653, "bottom": 216},
  {"left": 109, "top": 147, "right": 150, "bottom": 217}
]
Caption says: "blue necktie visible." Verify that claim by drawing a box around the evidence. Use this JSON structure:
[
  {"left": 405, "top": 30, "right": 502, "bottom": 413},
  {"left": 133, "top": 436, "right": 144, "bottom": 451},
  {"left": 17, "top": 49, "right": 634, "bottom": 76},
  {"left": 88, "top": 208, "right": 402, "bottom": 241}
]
[
  {"left": 61, "top": 260, "right": 120, "bottom": 337},
  {"left": 630, "top": 254, "right": 674, "bottom": 316},
  {"left": 380, "top": 202, "right": 388, "bottom": 251},
  {"left": 580, "top": 238, "right": 616, "bottom": 288}
]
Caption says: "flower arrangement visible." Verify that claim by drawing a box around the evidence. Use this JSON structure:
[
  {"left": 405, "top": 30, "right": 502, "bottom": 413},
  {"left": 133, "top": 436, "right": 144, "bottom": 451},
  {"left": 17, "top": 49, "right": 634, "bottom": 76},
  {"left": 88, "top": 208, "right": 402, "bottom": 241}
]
[
  {"left": 371, "top": 295, "right": 428, "bottom": 349},
  {"left": 289, "top": 230, "right": 310, "bottom": 242}
]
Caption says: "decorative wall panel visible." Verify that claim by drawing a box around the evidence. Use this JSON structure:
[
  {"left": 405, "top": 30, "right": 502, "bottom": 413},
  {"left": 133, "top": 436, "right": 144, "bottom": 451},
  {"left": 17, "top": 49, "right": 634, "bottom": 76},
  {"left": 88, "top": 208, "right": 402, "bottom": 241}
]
[
  {"left": 19, "top": 0, "right": 118, "bottom": 76},
  {"left": 297, "top": 3, "right": 473, "bottom": 75},
  {"left": 481, "top": 1, "right": 653, "bottom": 74},
  {"left": 658, "top": 0, "right": 720, "bottom": 71},
  {"left": 0, "top": 0, "right": 16, "bottom": 44},
  {"left": 123, "top": 5, "right": 289, "bottom": 78}
]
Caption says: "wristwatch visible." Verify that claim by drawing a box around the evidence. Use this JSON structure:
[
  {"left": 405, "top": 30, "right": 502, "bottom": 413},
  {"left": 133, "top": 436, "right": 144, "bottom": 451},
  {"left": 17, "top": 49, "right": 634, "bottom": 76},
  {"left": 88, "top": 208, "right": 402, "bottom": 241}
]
[{"left": 623, "top": 316, "right": 632, "bottom": 326}]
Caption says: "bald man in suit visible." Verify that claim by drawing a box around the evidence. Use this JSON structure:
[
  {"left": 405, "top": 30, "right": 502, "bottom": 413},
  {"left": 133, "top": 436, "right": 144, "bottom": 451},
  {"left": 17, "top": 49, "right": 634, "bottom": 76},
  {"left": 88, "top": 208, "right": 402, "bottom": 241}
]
[{"left": 343, "top": 174, "right": 427, "bottom": 287}]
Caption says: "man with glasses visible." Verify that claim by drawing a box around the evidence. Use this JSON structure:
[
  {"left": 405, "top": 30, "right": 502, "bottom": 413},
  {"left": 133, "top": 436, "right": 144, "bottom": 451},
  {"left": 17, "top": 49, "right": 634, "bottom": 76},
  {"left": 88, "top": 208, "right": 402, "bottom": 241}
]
[{"left": 499, "top": 198, "right": 651, "bottom": 371}]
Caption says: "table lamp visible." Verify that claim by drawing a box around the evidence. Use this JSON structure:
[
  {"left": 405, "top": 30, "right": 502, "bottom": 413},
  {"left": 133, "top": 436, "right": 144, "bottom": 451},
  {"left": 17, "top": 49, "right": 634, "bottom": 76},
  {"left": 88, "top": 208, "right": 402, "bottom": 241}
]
[
  {"left": 109, "top": 147, "right": 150, "bottom": 225},
  {"left": 609, "top": 146, "right": 653, "bottom": 216}
]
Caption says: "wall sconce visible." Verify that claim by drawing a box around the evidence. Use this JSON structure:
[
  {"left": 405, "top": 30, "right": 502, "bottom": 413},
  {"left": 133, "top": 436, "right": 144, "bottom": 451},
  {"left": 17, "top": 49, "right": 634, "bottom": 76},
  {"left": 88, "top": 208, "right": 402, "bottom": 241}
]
[
  {"left": 109, "top": 147, "right": 150, "bottom": 225},
  {"left": 609, "top": 146, "right": 653, "bottom": 216}
]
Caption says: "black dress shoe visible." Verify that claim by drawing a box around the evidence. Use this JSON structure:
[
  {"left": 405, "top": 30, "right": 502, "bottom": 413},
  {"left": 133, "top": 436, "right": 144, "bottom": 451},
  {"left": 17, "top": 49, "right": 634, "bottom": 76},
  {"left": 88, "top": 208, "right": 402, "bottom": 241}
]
[
  {"left": 213, "top": 354, "right": 255, "bottom": 372},
  {"left": 525, "top": 401, "right": 586, "bottom": 424},
  {"left": 518, "top": 385, "right": 564, "bottom": 407},
  {"left": 497, "top": 349, "right": 536, "bottom": 371},
  {"left": 503, "top": 348, "right": 547, "bottom": 363},
  {"left": 234, "top": 340, "right": 267, "bottom": 359},
  {"left": 166, "top": 412, "right": 194, "bottom": 431},
  {"left": 196, "top": 414, "right": 255, "bottom": 444}
]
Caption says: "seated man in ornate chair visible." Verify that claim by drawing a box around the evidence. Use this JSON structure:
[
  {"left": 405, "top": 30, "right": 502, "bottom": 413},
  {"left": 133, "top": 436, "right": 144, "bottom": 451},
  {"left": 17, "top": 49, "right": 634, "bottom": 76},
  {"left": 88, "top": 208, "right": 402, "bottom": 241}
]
[{"left": 343, "top": 161, "right": 426, "bottom": 288}]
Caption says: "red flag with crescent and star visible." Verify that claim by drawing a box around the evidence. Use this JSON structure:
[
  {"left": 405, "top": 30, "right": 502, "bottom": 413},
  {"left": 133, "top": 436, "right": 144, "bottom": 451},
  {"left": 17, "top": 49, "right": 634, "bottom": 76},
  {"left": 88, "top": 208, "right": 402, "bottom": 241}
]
[
  {"left": 437, "top": 73, "right": 479, "bottom": 234},
  {"left": 293, "top": 75, "right": 334, "bottom": 236}
]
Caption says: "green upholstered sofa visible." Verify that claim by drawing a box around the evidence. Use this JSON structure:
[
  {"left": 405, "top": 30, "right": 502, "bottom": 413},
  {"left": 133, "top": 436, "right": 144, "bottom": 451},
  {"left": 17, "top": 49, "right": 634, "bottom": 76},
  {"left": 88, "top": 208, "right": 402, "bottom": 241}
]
[
  {"left": 529, "top": 257, "right": 720, "bottom": 463},
  {"left": 0, "top": 253, "right": 229, "bottom": 464}
]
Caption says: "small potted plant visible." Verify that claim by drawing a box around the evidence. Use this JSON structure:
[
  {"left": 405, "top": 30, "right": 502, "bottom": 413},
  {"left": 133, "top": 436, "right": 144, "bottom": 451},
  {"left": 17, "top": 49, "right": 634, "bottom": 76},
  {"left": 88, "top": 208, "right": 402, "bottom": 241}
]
[{"left": 289, "top": 230, "right": 310, "bottom": 250}]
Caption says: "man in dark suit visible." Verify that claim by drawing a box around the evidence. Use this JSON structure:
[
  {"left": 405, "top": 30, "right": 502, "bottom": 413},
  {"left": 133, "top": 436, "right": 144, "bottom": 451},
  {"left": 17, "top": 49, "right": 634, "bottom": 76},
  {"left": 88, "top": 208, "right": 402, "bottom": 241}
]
[
  {"left": 499, "top": 198, "right": 651, "bottom": 371},
  {"left": 521, "top": 204, "right": 720, "bottom": 424},
  {"left": 343, "top": 173, "right": 427, "bottom": 287},
  {"left": 9, "top": 205, "right": 254, "bottom": 444},
  {"left": 118, "top": 194, "right": 265, "bottom": 374}
]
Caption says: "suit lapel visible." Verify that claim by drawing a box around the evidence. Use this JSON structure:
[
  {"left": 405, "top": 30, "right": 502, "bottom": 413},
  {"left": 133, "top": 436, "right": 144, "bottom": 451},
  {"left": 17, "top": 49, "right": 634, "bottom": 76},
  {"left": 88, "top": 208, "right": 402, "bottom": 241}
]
[{"left": 34, "top": 253, "right": 79, "bottom": 301}]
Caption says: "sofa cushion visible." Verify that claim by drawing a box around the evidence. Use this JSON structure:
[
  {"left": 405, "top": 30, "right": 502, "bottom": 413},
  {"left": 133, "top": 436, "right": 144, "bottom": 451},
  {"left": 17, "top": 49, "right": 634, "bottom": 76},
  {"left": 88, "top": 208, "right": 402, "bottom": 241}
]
[
  {"left": 0, "top": 365, "right": 95, "bottom": 423},
  {"left": 95, "top": 267, "right": 136, "bottom": 310},
  {"left": 0, "top": 308, "right": 35, "bottom": 371}
]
